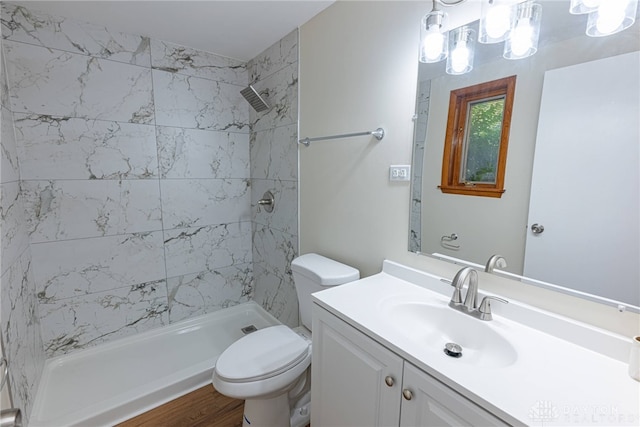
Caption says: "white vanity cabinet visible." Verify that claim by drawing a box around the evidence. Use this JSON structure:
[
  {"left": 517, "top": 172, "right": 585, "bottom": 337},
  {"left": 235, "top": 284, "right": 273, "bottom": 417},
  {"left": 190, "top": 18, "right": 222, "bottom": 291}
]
[
  {"left": 311, "top": 304, "right": 509, "bottom": 427},
  {"left": 311, "top": 303, "right": 403, "bottom": 426}
]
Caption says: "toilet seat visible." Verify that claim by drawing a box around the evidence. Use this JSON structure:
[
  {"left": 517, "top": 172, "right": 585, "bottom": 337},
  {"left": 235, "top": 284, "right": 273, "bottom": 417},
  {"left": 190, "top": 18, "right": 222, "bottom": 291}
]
[{"left": 215, "top": 325, "right": 310, "bottom": 383}]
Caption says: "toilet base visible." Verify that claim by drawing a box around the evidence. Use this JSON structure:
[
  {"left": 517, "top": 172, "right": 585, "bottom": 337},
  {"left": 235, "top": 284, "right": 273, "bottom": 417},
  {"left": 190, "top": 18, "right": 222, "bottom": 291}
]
[
  {"left": 290, "top": 391, "right": 311, "bottom": 427},
  {"left": 241, "top": 390, "right": 311, "bottom": 427},
  {"left": 243, "top": 394, "right": 290, "bottom": 427}
]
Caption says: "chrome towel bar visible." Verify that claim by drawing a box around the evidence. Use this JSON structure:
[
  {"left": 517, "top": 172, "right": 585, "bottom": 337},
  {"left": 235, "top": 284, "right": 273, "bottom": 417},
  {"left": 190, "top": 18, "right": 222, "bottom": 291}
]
[{"left": 298, "top": 127, "right": 385, "bottom": 147}]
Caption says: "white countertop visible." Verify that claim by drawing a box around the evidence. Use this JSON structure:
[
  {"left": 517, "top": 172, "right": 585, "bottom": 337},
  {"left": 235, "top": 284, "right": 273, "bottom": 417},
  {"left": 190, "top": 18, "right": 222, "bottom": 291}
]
[{"left": 312, "top": 261, "right": 640, "bottom": 426}]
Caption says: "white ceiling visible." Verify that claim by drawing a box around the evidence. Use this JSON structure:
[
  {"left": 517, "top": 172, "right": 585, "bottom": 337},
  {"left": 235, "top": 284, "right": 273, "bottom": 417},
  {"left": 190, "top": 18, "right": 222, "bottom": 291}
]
[{"left": 13, "top": 1, "right": 336, "bottom": 61}]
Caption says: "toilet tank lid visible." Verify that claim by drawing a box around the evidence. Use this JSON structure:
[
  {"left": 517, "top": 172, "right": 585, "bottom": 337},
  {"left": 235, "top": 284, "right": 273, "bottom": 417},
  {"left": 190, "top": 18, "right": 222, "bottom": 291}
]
[{"left": 291, "top": 253, "right": 359, "bottom": 286}]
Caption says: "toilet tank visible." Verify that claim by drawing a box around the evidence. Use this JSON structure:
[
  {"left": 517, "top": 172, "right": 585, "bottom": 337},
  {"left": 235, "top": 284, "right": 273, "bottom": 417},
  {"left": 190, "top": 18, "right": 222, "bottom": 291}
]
[{"left": 291, "top": 253, "right": 359, "bottom": 331}]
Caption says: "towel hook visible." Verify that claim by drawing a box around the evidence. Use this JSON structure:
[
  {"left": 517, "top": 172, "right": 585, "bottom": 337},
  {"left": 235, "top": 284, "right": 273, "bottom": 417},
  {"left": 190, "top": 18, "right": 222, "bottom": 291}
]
[{"left": 440, "top": 233, "right": 460, "bottom": 250}]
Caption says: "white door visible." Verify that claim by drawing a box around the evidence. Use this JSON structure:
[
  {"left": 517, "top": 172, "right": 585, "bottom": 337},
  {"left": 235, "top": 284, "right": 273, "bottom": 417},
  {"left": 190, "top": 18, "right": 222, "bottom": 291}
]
[
  {"left": 311, "top": 305, "right": 403, "bottom": 427},
  {"left": 524, "top": 51, "right": 639, "bottom": 306}
]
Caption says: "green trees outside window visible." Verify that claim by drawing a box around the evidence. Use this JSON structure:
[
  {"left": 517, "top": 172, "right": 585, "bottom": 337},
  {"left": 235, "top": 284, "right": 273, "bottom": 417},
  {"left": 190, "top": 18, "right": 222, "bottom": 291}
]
[{"left": 463, "top": 97, "right": 506, "bottom": 184}]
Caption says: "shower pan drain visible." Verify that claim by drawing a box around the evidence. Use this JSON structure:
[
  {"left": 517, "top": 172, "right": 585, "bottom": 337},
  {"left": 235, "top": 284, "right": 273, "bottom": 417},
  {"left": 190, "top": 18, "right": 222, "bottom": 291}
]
[{"left": 241, "top": 325, "right": 258, "bottom": 334}]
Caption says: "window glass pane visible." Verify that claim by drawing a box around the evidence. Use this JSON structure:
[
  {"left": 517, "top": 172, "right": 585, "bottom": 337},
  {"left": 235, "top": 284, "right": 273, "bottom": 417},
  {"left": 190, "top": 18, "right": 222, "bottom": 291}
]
[{"left": 461, "top": 97, "right": 505, "bottom": 184}]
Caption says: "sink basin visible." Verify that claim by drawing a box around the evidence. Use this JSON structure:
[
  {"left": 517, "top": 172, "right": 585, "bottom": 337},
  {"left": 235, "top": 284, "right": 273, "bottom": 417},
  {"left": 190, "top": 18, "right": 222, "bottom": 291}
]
[{"left": 381, "top": 299, "right": 518, "bottom": 368}]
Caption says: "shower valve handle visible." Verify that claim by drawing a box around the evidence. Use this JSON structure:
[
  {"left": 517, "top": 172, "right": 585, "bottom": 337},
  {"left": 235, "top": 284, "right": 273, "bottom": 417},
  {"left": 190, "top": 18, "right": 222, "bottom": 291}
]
[{"left": 258, "top": 191, "right": 274, "bottom": 213}]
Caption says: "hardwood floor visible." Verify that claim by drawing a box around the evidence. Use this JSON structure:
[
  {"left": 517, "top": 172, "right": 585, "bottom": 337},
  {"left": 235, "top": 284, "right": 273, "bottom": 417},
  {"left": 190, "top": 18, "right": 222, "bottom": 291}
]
[{"left": 117, "top": 386, "right": 244, "bottom": 427}]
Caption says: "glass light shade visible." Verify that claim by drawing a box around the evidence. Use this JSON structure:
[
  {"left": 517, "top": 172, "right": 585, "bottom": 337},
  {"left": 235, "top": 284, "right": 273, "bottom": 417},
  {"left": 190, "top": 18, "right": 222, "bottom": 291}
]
[
  {"left": 586, "top": 0, "right": 638, "bottom": 36},
  {"left": 479, "top": 0, "right": 515, "bottom": 44},
  {"left": 446, "top": 26, "right": 476, "bottom": 75},
  {"left": 419, "top": 10, "right": 449, "bottom": 63},
  {"left": 504, "top": 2, "right": 542, "bottom": 60},
  {"left": 570, "top": 0, "right": 601, "bottom": 14}
]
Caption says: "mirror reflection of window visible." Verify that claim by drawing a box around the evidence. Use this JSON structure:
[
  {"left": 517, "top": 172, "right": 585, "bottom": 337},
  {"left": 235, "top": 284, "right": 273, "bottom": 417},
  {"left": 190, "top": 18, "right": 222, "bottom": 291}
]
[{"left": 439, "top": 75, "right": 516, "bottom": 198}]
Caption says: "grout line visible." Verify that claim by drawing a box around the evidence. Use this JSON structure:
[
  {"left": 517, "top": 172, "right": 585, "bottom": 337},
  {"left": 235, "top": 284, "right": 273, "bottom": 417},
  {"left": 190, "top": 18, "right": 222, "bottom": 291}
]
[
  {"left": 28, "top": 220, "right": 254, "bottom": 246},
  {"left": 19, "top": 177, "right": 252, "bottom": 182},
  {"left": 1, "top": 37, "right": 249, "bottom": 87},
  {"left": 10, "top": 110, "right": 251, "bottom": 136},
  {"left": 148, "top": 62, "right": 173, "bottom": 323}
]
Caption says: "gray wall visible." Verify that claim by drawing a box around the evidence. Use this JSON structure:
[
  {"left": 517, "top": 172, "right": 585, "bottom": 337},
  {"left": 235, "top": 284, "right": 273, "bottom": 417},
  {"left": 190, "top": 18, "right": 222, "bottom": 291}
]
[{"left": 299, "top": 1, "right": 639, "bottom": 337}]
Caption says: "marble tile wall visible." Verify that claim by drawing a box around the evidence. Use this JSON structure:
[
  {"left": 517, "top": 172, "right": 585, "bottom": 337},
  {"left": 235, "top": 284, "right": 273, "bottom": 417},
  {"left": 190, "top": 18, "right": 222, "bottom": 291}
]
[
  {"left": 248, "top": 30, "right": 300, "bottom": 328},
  {"left": 1, "top": 2, "right": 257, "bottom": 360},
  {"left": 0, "top": 32, "right": 45, "bottom": 427},
  {"left": 409, "top": 79, "right": 430, "bottom": 253}
]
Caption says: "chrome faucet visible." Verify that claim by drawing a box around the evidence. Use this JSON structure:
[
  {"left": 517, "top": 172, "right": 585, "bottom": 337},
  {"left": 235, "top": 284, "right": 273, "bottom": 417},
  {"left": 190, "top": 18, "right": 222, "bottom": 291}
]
[
  {"left": 484, "top": 254, "right": 507, "bottom": 273},
  {"left": 449, "top": 266, "right": 508, "bottom": 320},
  {"left": 450, "top": 267, "right": 479, "bottom": 310},
  {"left": 449, "top": 267, "right": 478, "bottom": 311}
]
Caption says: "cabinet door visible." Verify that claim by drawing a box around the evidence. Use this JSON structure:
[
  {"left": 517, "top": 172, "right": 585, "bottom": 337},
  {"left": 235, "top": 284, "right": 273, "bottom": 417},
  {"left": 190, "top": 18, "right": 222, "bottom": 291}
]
[
  {"left": 400, "top": 363, "right": 509, "bottom": 427},
  {"left": 312, "top": 305, "right": 403, "bottom": 427}
]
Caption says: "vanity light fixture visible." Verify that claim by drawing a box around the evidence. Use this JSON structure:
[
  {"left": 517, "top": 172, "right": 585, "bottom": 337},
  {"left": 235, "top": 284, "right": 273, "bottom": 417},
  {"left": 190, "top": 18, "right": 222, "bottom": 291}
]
[
  {"left": 504, "top": 1, "right": 542, "bottom": 59},
  {"left": 569, "top": 0, "right": 600, "bottom": 15},
  {"left": 446, "top": 26, "right": 476, "bottom": 75},
  {"left": 586, "top": 0, "right": 638, "bottom": 36},
  {"left": 569, "top": 0, "right": 638, "bottom": 36},
  {"left": 420, "top": 0, "right": 542, "bottom": 75},
  {"left": 479, "top": 0, "right": 514, "bottom": 43},
  {"left": 419, "top": 2, "right": 449, "bottom": 63}
]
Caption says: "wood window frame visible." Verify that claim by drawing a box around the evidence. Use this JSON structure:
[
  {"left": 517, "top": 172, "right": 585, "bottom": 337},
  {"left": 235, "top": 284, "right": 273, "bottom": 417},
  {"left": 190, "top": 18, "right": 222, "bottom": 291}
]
[{"left": 439, "top": 75, "right": 516, "bottom": 198}]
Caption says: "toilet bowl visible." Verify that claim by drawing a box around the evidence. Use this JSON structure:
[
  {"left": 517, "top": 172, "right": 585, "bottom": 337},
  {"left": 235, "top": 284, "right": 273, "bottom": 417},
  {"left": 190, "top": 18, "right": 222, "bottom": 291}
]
[
  {"left": 213, "top": 325, "right": 311, "bottom": 400},
  {"left": 212, "top": 253, "right": 359, "bottom": 427}
]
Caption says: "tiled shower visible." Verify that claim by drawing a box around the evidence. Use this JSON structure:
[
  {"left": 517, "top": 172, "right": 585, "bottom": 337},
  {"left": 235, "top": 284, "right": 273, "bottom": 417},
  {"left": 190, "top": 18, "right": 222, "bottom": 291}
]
[{"left": 0, "top": 2, "right": 299, "bottom": 424}]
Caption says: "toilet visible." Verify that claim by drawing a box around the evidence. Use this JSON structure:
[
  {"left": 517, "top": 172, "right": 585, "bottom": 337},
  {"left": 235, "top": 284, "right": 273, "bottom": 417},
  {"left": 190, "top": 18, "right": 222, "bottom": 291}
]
[{"left": 212, "top": 253, "right": 359, "bottom": 427}]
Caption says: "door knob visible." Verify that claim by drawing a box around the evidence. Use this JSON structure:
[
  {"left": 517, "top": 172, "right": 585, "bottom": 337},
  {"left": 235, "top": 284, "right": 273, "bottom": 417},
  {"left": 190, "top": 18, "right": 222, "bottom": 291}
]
[
  {"left": 402, "top": 389, "right": 413, "bottom": 400},
  {"left": 531, "top": 223, "right": 544, "bottom": 234},
  {"left": 384, "top": 376, "right": 394, "bottom": 387}
]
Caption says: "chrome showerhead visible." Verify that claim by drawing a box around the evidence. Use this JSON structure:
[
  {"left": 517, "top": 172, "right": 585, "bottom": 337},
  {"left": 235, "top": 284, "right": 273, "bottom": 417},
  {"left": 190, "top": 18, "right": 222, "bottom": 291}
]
[{"left": 240, "top": 85, "right": 270, "bottom": 112}]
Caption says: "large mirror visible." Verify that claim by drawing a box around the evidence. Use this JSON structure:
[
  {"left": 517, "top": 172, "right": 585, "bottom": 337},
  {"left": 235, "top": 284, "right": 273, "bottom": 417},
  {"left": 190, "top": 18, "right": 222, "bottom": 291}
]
[{"left": 409, "top": 0, "right": 640, "bottom": 310}]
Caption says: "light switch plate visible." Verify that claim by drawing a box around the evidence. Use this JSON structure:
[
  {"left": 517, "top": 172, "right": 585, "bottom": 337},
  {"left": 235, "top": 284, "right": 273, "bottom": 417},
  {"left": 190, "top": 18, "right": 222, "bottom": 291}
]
[{"left": 389, "top": 165, "right": 411, "bottom": 182}]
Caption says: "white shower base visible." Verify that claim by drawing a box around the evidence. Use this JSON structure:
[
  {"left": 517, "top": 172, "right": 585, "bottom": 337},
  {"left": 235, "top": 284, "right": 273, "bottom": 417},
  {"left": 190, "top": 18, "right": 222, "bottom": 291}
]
[{"left": 30, "top": 302, "right": 280, "bottom": 427}]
